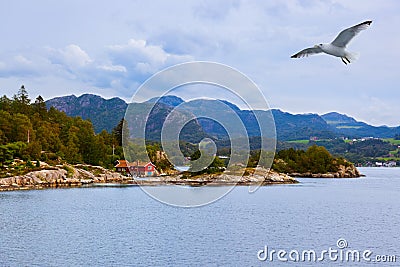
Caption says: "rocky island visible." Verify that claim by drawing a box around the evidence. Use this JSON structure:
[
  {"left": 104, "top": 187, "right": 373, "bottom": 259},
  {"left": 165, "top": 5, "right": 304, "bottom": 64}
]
[
  {"left": 0, "top": 163, "right": 298, "bottom": 191},
  {"left": 287, "top": 163, "right": 361, "bottom": 178},
  {"left": 272, "top": 145, "right": 362, "bottom": 178}
]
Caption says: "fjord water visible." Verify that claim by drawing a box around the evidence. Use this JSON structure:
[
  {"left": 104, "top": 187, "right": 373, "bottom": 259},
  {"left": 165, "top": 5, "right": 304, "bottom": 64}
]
[{"left": 1, "top": 167, "right": 399, "bottom": 266}]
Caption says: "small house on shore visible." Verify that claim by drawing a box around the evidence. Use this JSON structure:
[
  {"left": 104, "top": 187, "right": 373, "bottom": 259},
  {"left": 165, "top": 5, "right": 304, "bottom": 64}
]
[{"left": 114, "top": 160, "right": 158, "bottom": 177}]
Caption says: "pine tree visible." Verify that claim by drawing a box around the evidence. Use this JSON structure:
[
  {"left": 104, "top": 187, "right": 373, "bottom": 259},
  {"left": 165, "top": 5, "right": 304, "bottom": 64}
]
[
  {"left": 17, "top": 85, "right": 30, "bottom": 105},
  {"left": 12, "top": 85, "right": 31, "bottom": 114},
  {"left": 33, "top": 95, "right": 47, "bottom": 119},
  {"left": 112, "top": 118, "right": 130, "bottom": 146}
]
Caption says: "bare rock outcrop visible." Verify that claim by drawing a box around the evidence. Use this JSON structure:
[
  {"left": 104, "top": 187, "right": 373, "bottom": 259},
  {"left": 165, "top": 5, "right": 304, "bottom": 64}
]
[
  {"left": 0, "top": 164, "right": 131, "bottom": 191},
  {"left": 134, "top": 168, "right": 298, "bottom": 186}
]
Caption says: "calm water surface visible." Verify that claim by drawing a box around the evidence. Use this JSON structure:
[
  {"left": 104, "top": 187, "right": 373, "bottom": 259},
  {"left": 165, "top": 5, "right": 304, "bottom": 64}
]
[{"left": 1, "top": 167, "right": 399, "bottom": 266}]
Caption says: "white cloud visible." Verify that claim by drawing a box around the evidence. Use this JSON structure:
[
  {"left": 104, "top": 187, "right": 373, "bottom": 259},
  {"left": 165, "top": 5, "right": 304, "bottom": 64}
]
[
  {"left": 0, "top": 39, "right": 192, "bottom": 94},
  {"left": 0, "top": 54, "right": 45, "bottom": 77},
  {"left": 14, "top": 55, "right": 33, "bottom": 65},
  {"left": 48, "top": 44, "right": 92, "bottom": 69},
  {"left": 63, "top": 44, "right": 92, "bottom": 67},
  {"left": 97, "top": 64, "right": 127, "bottom": 72},
  {"left": 107, "top": 38, "right": 193, "bottom": 75},
  {"left": 357, "top": 96, "right": 400, "bottom": 127}
]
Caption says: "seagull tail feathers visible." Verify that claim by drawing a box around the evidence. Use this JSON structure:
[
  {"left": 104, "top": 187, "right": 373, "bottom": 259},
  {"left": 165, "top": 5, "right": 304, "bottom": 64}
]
[{"left": 346, "top": 51, "right": 360, "bottom": 63}]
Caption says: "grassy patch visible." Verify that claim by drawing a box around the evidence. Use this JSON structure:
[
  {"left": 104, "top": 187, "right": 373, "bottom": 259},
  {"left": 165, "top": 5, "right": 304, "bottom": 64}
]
[
  {"left": 62, "top": 165, "right": 74, "bottom": 178},
  {"left": 376, "top": 157, "right": 400, "bottom": 161},
  {"left": 383, "top": 138, "right": 400, "bottom": 145},
  {"left": 91, "top": 168, "right": 103, "bottom": 176},
  {"left": 0, "top": 161, "right": 42, "bottom": 178},
  {"left": 76, "top": 165, "right": 106, "bottom": 176},
  {"left": 336, "top": 126, "right": 362, "bottom": 129},
  {"left": 287, "top": 139, "right": 309, "bottom": 144}
]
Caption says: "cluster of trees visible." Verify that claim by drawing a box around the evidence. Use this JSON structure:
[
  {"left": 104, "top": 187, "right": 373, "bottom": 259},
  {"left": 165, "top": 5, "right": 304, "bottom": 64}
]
[
  {"left": 0, "top": 86, "right": 125, "bottom": 168},
  {"left": 277, "top": 138, "right": 399, "bottom": 165},
  {"left": 313, "top": 139, "right": 396, "bottom": 158},
  {"left": 272, "top": 145, "right": 349, "bottom": 174},
  {"left": 310, "top": 139, "right": 398, "bottom": 165},
  {"left": 0, "top": 86, "right": 179, "bottom": 174},
  {"left": 187, "top": 148, "right": 225, "bottom": 176}
]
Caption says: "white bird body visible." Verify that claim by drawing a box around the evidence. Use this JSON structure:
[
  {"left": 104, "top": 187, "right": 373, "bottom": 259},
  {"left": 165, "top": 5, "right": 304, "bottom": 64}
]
[
  {"left": 319, "top": 43, "right": 347, "bottom": 57},
  {"left": 291, "top": 21, "right": 372, "bottom": 64}
]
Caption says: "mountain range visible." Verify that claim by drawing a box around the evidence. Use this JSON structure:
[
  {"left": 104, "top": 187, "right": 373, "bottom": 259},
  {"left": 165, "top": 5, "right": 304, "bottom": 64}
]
[{"left": 46, "top": 94, "right": 400, "bottom": 142}]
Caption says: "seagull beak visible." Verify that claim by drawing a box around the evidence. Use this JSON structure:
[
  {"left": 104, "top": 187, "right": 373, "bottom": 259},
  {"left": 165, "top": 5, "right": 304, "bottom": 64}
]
[{"left": 314, "top": 45, "right": 319, "bottom": 48}]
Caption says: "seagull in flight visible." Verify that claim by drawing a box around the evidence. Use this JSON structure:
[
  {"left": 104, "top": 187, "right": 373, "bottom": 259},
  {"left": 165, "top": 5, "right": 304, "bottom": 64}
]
[{"left": 291, "top": 20, "right": 372, "bottom": 64}]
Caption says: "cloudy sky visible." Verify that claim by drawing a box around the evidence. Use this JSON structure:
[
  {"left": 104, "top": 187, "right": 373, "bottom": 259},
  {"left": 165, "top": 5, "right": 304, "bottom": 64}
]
[{"left": 0, "top": 0, "right": 399, "bottom": 126}]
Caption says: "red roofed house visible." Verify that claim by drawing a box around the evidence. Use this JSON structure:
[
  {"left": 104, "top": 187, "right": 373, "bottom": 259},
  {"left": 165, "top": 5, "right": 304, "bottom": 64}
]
[{"left": 115, "top": 160, "right": 158, "bottom": 177}]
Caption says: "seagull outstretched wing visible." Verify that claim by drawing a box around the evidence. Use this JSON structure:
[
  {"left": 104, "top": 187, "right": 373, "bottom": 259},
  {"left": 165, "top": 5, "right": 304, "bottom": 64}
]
[
  {"left": 331, "top": 20, "right": 372, "bottom": 48},
  {"left": 291, "top": 47, "right": 323, "bottom": 58}
]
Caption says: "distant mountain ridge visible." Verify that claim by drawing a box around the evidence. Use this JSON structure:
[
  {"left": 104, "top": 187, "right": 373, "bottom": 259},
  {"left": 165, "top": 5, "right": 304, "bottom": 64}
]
[
  {"left": 321, "top": 112, "right": 400, "bottom": 138},
  {"left": 45, "top": 94, "right": 400, "bottom": 141},
  {"left": 322, "top": 112, "right": 358, "bottom": 125},
  {"left": 146, "top": 95, "right": 185, "bottom": 107},
  {"left": 272, "top": 110, "right": 336, "bottom": 140},
  {"left": 46, "top": 94, "right": 127, "bottom": 133}
]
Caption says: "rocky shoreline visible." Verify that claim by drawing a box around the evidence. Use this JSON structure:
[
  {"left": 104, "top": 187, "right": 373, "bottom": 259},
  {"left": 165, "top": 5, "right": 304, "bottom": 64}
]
[
  {"left": 0, "top": 163, "right": 363, "bottom": 192},
  {"left": 0, "top": 164, "right": 131, "bottom": 191},
  {"left": 0, "top": 165, "right": 298, "bottom": 191},
  {"left": 288, "top": 164, "right": 362, "bottom": 178},
  {"left": 137, "top": 169, "right": 299, "bottom": 186}
]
